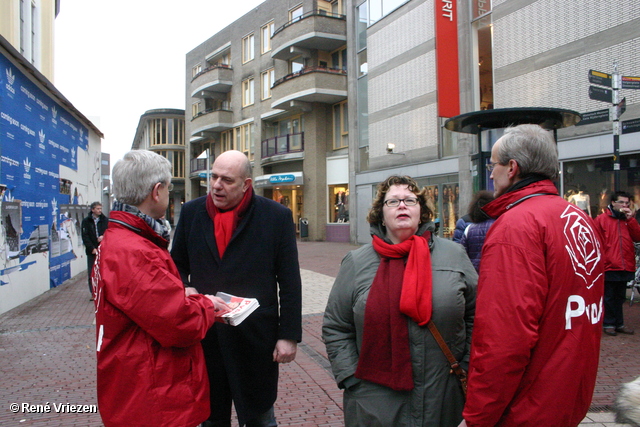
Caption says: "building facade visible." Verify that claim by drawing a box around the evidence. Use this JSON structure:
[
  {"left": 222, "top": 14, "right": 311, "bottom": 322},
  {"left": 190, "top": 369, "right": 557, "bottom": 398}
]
[
  {"left": 0, "top": 35, "right": 103, "bottom": 315},
  {"left": 186, "top": 0, "right": 350, "bottom": 241},
  {"left": 131, "top": 108, "right": 186, "bottom": 226},
  {"left": 184, "top": 0, "right": 640, "bottom": 244},
  {"left": 348, "top": 0, "right": 640, "bottom": 244},
  {"left": 0, "top": 0, "right": 59, "bottom": 82}
]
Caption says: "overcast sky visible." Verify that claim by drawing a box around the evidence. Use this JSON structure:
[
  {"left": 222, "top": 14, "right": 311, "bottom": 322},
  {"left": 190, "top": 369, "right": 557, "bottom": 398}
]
[{"left": 54, "top": 0, "right": 265, "bottom": 166}]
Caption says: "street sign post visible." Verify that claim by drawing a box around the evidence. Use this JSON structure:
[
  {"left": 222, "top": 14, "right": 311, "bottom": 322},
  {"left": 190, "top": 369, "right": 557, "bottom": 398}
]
[
  {"left": 577, "top": 109, "right": 610, "bottom": 126},
  {"left": 622, "top": 118, "right": 640, "bottom": 135},
  {"left": 622, "top": 75, "right": 640, "bottom": 90},
  {"left": 589, "top": 69, "right": 612, "bottom": 87},
  {"left": 589, "top": 85, "right": 613, "bottom": 103}
]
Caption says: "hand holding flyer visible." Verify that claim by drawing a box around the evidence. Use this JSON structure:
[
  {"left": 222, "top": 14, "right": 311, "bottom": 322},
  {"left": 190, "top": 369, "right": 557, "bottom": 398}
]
[{"left": 214, "top": 292, "right": 260, "bottom": 326}]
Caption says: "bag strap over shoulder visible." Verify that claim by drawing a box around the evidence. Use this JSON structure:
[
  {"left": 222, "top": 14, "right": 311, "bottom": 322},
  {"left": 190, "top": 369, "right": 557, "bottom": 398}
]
[{"left": 427, "top": 321, "right": 468, "bottom": 395}]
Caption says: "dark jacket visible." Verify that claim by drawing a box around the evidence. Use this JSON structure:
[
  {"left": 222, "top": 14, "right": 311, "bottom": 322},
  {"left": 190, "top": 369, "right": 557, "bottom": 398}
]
[
  {"left": 94, "top": 211, "right": 215, "bottom": 427},
  {"left": 452, "top": 214, "right": 472, "bottom": 243},
  {"left": 81, "top": 211, "right": 108, "bottom": 256},
  {"left": 459, "top": 219, "right": 495, "bottom": 272},
  {"left": 595, "top": 206, "right": 640, "bottom": 274},
  {"left": 170, "top": 194, "right": 302, "bottom": 424}
]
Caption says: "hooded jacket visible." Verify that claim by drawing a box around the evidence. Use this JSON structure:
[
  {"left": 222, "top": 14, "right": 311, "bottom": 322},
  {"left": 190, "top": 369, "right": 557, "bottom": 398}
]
[
  {"left": 94, "top": 211, "right": 216, "bottom": 427},
  {"left": 463, "top": 180, "right": 605, "bottom": 427},
  {"left": 323, "top": 222, "right": 477, "bottom": 426},
  {"left": 595, "top": 205, "right": 640, "bottom": 273}
]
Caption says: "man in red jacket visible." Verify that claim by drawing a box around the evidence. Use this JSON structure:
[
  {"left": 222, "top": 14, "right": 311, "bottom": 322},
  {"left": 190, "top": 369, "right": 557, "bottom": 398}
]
[
  {"left": 595, "top": 191, "right": 640, "bottom": 336},
  {"left": 93, "top": 150, "right": 229, "bottom": 427},
  {"left": 459, "top": 124, "right": 604, "bottom": 427}
]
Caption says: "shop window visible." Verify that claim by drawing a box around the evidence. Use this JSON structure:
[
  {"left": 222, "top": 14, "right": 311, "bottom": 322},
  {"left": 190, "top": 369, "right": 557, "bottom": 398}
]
[
  {"left": 329, "top": 185, "right": 349, "bottom": 223},
  {"left": 562, "top": 154, "right": 640, "bottom": 219}
]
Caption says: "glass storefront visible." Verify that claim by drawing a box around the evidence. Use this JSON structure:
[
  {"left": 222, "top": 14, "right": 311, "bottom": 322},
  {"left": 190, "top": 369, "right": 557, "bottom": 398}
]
[
  {"left": 329, "top": 185, "right": 349, "bottom": 223},
  {"left": 415, "top": 174, "right": 460, "bottom": 239},
  {"left": 562, "top": 153, "right": 640, "bottom": 219}
]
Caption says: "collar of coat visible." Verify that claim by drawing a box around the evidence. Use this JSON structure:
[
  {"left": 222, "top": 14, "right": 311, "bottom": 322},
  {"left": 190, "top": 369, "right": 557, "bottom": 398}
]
[
  {"left": 482, "top": 179, "right": 560, "bottom": 219},
  {"left": 108, "top": 210, "right": 170, "bottom": 250}
]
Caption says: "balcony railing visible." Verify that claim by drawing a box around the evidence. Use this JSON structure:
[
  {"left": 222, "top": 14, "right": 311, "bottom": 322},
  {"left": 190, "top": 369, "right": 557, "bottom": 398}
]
[
  {"left": 273, "top": 10, "right": 345, "bottom": 37},
  {"left": 191, "top": 64, "right": 232, "bottom": 83},
  {"left": 190, "top": 158, "right": 208, "bottom": 174},
  {"left": 191, "top": 107, "right": 232, "bottom": 120},
  {"left": 272, "top": 66, "right": 346, "bottom": 88},
  {"left": 261, "top": 132, "right": 305, "bottom": 159}
]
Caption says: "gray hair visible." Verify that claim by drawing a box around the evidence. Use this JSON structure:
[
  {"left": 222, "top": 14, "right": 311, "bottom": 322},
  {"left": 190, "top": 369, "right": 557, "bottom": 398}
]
[
  {"left": 495, "top": 124, "right": 559, "bottom": 180},
  {"left": 112, "top": 150, "right": 171, "bottom": 206}
]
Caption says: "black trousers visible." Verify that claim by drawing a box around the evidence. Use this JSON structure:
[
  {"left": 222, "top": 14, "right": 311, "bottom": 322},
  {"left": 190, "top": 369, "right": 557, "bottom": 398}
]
[
  {"left": 603, "top": 280, "right": 628, "bottom": 328},
  {"left": 87, "top": 253, "right": 96, "bottom": 296}
]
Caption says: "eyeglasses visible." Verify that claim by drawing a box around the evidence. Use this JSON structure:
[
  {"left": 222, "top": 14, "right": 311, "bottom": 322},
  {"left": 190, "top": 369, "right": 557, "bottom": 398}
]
[
  {"left": 158, "top": 182, "right": 174, "bottom": 192},
  {"left": 384, "top": 197, "right": 418, "bottom": 207},
  {"left": 486, "top": 161, "right": 500, "bottom": 172},
  {"left": 613, "top": 200, "right": 630, "bottom": 206}
]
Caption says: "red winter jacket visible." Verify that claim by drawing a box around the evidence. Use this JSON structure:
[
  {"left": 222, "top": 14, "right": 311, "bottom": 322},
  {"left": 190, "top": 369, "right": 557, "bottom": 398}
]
[
  {"left": 463, "top": 180, "right": 604, "bottom": 427},
  {"left": 595, "top": 207, "right": 640, "bottom": 273},
  {"left": 93, "top": 211, "right": 216, "bottom": 427}
]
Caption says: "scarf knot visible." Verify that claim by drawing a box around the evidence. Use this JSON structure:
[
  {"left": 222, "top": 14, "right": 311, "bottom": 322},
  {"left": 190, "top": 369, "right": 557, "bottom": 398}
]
[
  {"left": 354, "top": 232, "right": 433, "bottom": 391},
  {"left": 205, "top": 187, "right": 253, "bottom": 258}
]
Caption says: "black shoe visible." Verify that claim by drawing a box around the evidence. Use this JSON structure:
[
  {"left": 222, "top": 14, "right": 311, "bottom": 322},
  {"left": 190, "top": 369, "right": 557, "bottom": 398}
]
[
  {"left": 604, "top": 327, "right": 617, "bottom": 336},
  {"left": 616, "top": 326, "right": 634, "bottom": 335}
]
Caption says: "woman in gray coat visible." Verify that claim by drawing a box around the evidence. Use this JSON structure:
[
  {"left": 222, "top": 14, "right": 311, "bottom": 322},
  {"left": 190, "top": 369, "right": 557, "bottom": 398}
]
[{"left": 322, "top": 175, "right": 477, "bottom": 427}]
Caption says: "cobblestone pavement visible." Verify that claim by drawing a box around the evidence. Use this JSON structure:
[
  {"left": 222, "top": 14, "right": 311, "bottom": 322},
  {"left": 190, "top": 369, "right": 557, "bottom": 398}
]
[{"left": 0, "top": 240, "right": 638, "bottom": 426}]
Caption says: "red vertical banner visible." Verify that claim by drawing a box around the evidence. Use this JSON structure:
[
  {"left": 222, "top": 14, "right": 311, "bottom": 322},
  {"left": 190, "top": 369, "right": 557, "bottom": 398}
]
[{"left": 434, "top": 0, "right": 460, "bottom": 118}]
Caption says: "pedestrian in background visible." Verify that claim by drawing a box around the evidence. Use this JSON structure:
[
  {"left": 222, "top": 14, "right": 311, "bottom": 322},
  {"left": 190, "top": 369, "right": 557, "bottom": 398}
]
[
  {"left": 459, "top": 190, "right": 495, "bottom": 272},
  {"left": 460, "top": 124, "right": 604, "bottom": 427},
  {"left": 93, "top": 150, "right": 228, "bottom": 427},
  {"left": 81, "top": 201, "right": 107, "bottom": 299},
  {"left": 171, "top": 150, "right": 302, "bottom": 427},
  {"left": 323, "top": 175, "right": 476, "bottom": 427},
  {"left": 595, "top": 190, "right": 640, "bottom": 336}
]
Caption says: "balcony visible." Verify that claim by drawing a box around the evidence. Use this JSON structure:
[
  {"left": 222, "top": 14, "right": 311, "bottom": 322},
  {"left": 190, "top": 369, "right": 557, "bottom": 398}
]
[
  {"left": 270, "top": 67, "right": 347, "bottom": 111},
  {"left": 189, "top": 158, "right": 208, "bottom": 179},
  {"left": 261, "top": 133, "right": 304, "bottom": 161},
  {"left": 190, "top": 65, "right": 233, "bottom": 98},
  {"left": 271, "top": 11, "right": 346, "bottom": 61},
  {"left": 190, "top": 108, "right": 233, "bottom": 137}
]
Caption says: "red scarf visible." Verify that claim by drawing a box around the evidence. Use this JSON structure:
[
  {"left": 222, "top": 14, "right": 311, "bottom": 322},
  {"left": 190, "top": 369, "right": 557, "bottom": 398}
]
[
  {"left": 205, "top": 187, "right": 253, "bottom": 258},
  {"left": 354, "top": 233, "right": 432, "bottom": 391}
]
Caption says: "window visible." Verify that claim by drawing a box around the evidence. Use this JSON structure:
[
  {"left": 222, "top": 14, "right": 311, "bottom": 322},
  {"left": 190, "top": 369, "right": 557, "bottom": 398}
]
[
  {"left": 149, "top": 119, "right": 168, "bottom": 145},
  {"left": 172, "top": 119, "right": 185, "bottom": 146},
  {"left": 192, "top": 63, "right": 202, "bottom": 78},
  {"left": 333, "top": 101, "right": 348, "bottom": 149},
  {"left": 242, "top": 78, "right": 255, "bottom": 107},
  {"left": 242, "top": 33, "right": 255, "bottom": 63},
  {"left": 331, "top": 47, "right": 347, "bottom": 71},
  {"left": 221, "top": 130, "right": 235, "bottom": 151},
  {"left": 261, "top": 22, "right": 275, "bottom": 54},
  {"left": 289, "top": 57, "right": 305, "bottom": 74},
  {"left": 157, "top": 150, "right": 185, "bottom": 179},
  {"left": 239, "top": 123, "right": 255, "bottom": 160},
  {"left": 289, "top": 5, "right": 303, "bottom": 22},
  {"left": 192, "top": 102, "right": 200, "bottom": 118},
  {"left": 261, "top": 68, "right": 275, "bottom": 100},
  {"left": 329, "top": 185, "right": 349, "bottom": 222}
]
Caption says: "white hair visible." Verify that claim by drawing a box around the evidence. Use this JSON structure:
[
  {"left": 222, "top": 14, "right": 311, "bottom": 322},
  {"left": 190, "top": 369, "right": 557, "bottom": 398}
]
[{"left": 112, "top": 150, "right": 171, "bottom": 206}]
